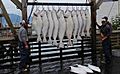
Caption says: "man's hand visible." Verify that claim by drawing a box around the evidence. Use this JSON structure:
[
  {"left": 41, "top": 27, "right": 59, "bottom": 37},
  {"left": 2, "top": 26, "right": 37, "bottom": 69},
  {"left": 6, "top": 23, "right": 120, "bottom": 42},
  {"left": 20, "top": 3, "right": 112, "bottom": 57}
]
[
  {"left": 101, "top": 36, "right": 107, "bottom": 41},
  {"left": 25, "top": 44, "right": 29, "bottom": 49},
  {"left": 24, "top": 41, "right": 29, "bottom": 49},
  {"left": 100, "top": 33, "right": 104, "bottom": 38}
]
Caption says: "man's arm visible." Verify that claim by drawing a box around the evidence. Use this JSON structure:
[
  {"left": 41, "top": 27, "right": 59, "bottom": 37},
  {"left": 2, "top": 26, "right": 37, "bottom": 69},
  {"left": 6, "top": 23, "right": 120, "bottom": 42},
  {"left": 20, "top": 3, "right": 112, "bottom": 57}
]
[
  {"left": 101, "top": 25, "right": 111, "bottom": 41},
  {"left": 96, "top": 22, "right": 101, "bottom": 29}
]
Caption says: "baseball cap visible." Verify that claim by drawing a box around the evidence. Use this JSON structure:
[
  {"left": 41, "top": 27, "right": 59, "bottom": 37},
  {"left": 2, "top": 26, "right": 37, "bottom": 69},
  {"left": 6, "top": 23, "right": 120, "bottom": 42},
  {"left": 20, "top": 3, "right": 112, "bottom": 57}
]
[{"left": 102, "top": 16, "right": 108, "bottom": 20}]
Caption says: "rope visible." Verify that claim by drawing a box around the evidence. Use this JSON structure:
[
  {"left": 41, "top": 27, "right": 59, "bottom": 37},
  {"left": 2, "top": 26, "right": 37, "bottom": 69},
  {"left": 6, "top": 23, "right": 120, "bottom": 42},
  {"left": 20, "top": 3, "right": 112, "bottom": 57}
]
[
  {"left": 108, "top": 2, "right": 115, "bottom": 18},
  {"left": 27, "top": 0, "right": 37, "bottom": 22}
]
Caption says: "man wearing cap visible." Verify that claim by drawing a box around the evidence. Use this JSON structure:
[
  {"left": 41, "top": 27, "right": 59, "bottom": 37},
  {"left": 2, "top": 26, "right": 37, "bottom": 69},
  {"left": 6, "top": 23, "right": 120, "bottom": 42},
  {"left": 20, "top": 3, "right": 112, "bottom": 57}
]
[
  {"left": 96, "top": 16, "right": 112, "bottom": 64},
  {"left": 18, "top": 20, "right": 29, "bottom": 72}
]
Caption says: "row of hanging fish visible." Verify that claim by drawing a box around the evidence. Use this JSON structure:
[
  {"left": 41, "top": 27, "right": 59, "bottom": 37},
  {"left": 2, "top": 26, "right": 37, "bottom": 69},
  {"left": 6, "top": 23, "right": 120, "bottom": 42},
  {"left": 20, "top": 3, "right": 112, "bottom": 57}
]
[{"left": 32, "top": 7, "right": 91, "bottom": 48}]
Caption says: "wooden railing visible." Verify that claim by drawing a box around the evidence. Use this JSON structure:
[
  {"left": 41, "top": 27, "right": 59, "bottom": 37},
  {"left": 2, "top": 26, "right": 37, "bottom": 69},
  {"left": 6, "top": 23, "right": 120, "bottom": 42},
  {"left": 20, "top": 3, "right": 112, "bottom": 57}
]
[
  {"left": 0, "top": 29, "right": 120, "bottom": 73},
  {"left": 0, "top": 36, "right": 92, "bottom": 74}
]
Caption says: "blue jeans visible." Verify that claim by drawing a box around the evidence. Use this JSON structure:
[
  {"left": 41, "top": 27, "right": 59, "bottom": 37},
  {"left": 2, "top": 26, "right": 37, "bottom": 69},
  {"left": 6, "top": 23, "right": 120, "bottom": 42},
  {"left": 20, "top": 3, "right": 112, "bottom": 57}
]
[
  {"left": 102, "top": 37, "right": 112, "bottom": 64},
  {"left": 19, "top": 42, "right": 29, "bottom": 69}
]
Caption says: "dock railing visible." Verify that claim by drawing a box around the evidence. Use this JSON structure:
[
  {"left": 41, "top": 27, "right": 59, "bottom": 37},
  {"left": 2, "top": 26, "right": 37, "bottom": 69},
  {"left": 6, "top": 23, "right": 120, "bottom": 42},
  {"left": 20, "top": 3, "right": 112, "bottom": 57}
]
[{"left": 0, "top": 28, "right": 120, "bottom": 73}]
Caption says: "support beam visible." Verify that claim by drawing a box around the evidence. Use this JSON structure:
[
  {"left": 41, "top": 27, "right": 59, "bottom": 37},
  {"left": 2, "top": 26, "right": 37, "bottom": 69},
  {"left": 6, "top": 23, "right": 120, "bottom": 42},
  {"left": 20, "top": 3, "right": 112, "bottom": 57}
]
[
  {"left": 27, "top": 2, "right": 91, "bottom": 6},
  {"left": 11, "top": 0, "right": 22, "bottom": 10},
  {"left": 96, "top": 0, "right": 104, "bottom": 9},
  {"left": 90, "top": 0, "right": 97, "bottom": 65},
  {"left": 22, "top": 0, "right": 27, "bottom": 21},
  {"left": 22, "top": 0, "right": 27, "bottom": 29},
  {"left": 0, "top": 0, "right": 16, "bottom": 34}
]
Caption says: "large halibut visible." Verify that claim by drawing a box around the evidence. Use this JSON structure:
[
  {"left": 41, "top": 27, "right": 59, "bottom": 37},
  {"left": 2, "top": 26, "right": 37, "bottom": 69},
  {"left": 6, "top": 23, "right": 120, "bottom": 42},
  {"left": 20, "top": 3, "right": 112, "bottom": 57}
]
[
  {"left": 47, "top": 8, "right": 54, "bottom": 44},
  {"left": 57, "top": 9, "right": 66, "bottom": 48},
  {"left": 72, "top": 8, "right": 79, "bottom": 42},
  {"left": 64, "top": 9, "right": 74, "bottom": 46},
  {"left": 32, "top": 9, "right": 43, "bottom": 42},
  {"left": 52, "top": 7, "right": 59, "bottom": 46},
  {"left": 41, "top": 9, "right": 49, "bottom": 42}
]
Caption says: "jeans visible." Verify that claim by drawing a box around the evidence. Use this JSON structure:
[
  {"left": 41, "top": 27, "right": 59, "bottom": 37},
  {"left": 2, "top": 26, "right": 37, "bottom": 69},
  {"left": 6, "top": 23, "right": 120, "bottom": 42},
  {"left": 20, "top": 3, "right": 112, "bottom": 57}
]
[
  {"left": 19, "top": 42, "right": 29, "bottom": 69},
  {"left": 102, "top": 37, "right": 112, "bottom": 64}
]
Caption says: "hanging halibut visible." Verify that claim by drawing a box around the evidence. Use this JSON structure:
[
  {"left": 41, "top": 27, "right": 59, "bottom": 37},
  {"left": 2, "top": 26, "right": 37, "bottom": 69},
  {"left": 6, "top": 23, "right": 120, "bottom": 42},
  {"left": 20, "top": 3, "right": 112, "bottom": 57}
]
[
  {"left": 71, "top": 8, "right": 79, "bottom": 42},
  {"left": 52, "top": 7, "right": 59, "bottom": 46},
  {"left": 57, "top": 9, "right": 66, "bottom": 48},
  {"left": 47, "top": 8, "right": 54, "bottom": 44},
  {"left": 85, "top": 8, "right": 91, "bottom": 37},
  {"left": 41, "top": 9, "right": 49, "bottom": 42},
  {"left": 32, "top": 9, "right": 43, "bottom": 42},
  {"left": 80, "top": 8, "right": 86, "bottom": 37},
  {"left": 76, "top": 7, "right": 83, "bottom": 40},
  {"left": 64, "top": 8, "right": 74, "bottom": 46}
]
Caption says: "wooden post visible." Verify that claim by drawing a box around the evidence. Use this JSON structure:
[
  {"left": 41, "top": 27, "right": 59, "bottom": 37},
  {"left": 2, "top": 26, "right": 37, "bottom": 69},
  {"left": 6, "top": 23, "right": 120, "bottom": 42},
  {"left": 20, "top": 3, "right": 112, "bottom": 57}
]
[
  {"left": 11, "top": 0, "right": 22, "bottom": 10},
  {"left": 38, "top": 41, "right": 42, "bottom": 73},
  {"left": 60, "top": 48, "right": 63, "bottom": 72},
  {"left": 81, "top": 36, "right": 84, "bottom": 65},
  {"left": 90, "top": 0, "right": 97, "bottom": 65},
  {"left": 0, "top": 0, "right": 16, "bottom": 34},
  {"left": 22, "top": 0, "right": 27, "bottom": 21},
  {"left": 21, "top": 0, "right": 28, "bottom": 30}
]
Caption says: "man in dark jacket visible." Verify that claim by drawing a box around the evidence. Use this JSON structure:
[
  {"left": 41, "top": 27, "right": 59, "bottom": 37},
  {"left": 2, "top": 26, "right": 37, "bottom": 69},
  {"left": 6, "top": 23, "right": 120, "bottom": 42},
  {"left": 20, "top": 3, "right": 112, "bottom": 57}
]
[{"left": 96, "top": 16, "right": 112, "bottom": 64}]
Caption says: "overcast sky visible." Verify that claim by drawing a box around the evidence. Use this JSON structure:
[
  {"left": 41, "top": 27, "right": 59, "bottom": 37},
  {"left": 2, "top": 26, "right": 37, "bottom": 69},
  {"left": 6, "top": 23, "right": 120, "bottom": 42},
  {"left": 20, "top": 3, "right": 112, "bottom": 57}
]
[{"left": 2, "top": 0, "right": 119, "bottom": 23}]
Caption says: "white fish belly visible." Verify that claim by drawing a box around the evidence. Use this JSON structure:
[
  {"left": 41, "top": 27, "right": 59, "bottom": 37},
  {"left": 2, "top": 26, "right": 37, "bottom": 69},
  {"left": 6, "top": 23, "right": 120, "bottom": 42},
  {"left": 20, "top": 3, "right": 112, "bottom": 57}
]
[
  {"left": 47, "top": 10, "right": 54, "bottom": 43},
  {"left": 81, "top": 9, "right": 86, "bottom": 37},
  {"left": 59, "top": 18, "right": 66, "bottom": 42},
  {"left": 52, "top": 10, "right": 59, "bottom": 46},
  {"left": 41, "top": 11, "right": 49, "bottom": 42},
  {"left": 65, "top": 10, "right": 74, "bottom": 46},
  {"left": 32, "top": 15, "right": 42, "bottom": 42},
  {"left": 72, "top": 10, "right": 79, "bottom": 42},
  {"left": 57, "top": 10, "right": 66, "bottom": 48},
  {"left": 85, "top": 8, "right": 91, "bottom": 37},
  {"left": 77, "top": 10, "right": 83, "bottom": 39}
]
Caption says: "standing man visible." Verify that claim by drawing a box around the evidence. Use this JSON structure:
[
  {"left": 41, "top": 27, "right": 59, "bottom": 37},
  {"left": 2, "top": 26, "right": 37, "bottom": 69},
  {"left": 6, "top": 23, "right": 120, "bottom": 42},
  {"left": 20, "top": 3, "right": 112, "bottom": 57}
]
[
  {"left": 96, "top": 16, "right": 112, "bottom": 64},
  {"left": 18, "top": 20, "right": 29, "bottom": 72}
]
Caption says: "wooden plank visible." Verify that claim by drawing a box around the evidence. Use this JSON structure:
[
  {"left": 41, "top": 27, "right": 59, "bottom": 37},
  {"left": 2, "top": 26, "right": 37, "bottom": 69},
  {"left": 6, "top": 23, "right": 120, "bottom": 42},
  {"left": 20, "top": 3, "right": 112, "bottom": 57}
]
[
  {"left": 0, "top": 0, "right": 16, "bottom": 34},
  {"left": 11, "top": 0, "right": 22, "bottom": 10},
  {"left": 22, "top": 0, "right": 27, "bottom": 22}
]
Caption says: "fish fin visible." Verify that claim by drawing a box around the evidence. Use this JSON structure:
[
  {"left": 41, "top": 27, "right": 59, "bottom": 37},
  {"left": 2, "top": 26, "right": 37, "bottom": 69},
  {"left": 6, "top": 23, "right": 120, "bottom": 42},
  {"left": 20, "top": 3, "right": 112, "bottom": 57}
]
[
  {"left": 77, "top": 36, "right": 82, "bottom": 40},
  {"left": 59, "top": 43, "right": 64, "bottom": 48},
  {"left": 86, "top": 31, "right": 90, "bottom": 37},
  {"left": 43, "top": 37, "right": 47, "bottom": 42},
  {"left": 53, "top": 40, "right": 58, "bottom": 46},
  {"left": 37, "top": 36, "right": 42, "bottom": 42},
  {"left": 67, "top": 40, "right": 73, "bottom": 46},
  {"left": 48, "top": 39, "right": 53, "bottom": 44},
  {"left": 73, "top": 38, "right": 77, "bottom": 42},
  {"left": 81, "top": 32, "right": 85, "bottom": 37}
]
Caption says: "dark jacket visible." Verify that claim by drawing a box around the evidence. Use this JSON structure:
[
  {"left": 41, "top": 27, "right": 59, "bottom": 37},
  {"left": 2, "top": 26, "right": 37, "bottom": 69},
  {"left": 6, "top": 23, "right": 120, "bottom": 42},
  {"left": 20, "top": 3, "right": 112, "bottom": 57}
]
[{"left": 97, "top": 22, "right": 112, "bottom": 37}]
